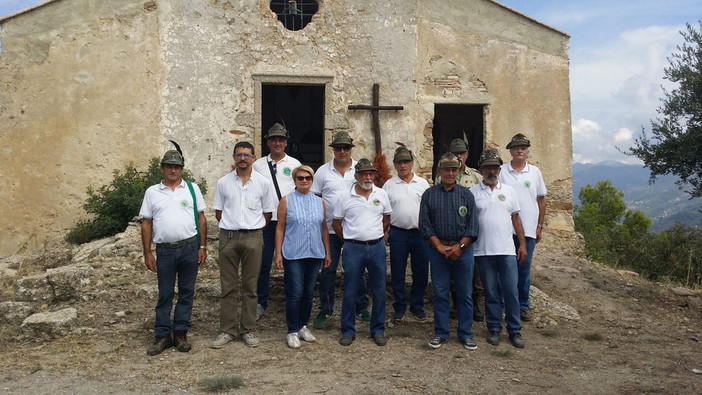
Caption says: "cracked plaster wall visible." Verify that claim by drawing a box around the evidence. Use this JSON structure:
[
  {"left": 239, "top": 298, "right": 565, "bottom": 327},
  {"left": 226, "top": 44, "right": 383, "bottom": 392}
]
[
  {"left": 0, "top": 0, "right": 164, "bottom": 255},
  {"left": 0, "top": 0, "right": 574, "bottom": 254}
]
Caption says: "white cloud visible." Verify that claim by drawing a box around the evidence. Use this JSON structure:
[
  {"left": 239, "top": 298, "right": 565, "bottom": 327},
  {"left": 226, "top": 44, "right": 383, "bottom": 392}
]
[{"left": 613, "top": 128, "right": 633, "bottom": 143}]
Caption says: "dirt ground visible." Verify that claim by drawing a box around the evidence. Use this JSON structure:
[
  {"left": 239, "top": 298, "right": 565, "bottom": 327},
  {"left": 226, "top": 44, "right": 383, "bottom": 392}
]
[{"left": 1, "top": 248, "right": 701, "bottom": 394}]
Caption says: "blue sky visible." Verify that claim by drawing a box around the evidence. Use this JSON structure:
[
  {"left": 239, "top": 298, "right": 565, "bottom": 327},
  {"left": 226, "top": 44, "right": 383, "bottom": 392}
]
[{"left": 2, "top": 0, "right": 701, "bottom": 164}]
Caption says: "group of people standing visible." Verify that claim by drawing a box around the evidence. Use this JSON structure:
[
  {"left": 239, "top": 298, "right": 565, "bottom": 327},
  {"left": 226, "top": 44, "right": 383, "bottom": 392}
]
[{"left": 138, "top": 125, "right": 546, "bottom": 356}]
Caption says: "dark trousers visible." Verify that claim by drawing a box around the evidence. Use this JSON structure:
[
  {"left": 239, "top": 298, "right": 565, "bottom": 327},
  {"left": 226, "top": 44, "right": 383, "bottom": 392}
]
[{"left": 154, "top": 240, "right": 199, "bottom": 338}]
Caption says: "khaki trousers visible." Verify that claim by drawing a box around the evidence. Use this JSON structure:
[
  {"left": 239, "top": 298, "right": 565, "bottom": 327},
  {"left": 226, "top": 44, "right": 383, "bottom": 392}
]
[{"left": 218, "top": 229, "right": 263, "bottom": 336}]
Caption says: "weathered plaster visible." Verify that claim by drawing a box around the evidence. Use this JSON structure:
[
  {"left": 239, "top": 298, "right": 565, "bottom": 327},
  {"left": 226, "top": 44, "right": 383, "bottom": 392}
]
[{"left": 0, "top": 0, "right": 574, "bottom": 254}]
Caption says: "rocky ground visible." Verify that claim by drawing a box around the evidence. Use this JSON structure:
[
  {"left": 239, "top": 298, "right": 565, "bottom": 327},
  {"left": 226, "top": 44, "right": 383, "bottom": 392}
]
[{"left": 0, "top": 222, "right": 701, "bottom": 394}]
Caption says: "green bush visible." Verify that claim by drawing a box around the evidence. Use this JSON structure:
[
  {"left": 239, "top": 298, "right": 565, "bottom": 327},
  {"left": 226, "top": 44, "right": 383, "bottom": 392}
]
[{"left": 66, "top": 158, "right": 207, "bottom": 244}]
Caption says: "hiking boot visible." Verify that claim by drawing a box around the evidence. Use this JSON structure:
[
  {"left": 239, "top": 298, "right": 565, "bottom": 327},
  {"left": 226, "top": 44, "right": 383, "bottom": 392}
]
[
  {"left": 173, "top": 331, "right": 191, "bottom": 353},
  {"left": 339, "top": 335, "right": 355, "bottom": 346},
  {"left": 298, "top": 325, "right": 317, "bottom": 342},
  {"left": 211, "top": 332, "right": 235, "bottom": 349},
  {"left": 287, "top": 333, "right": 301, "bottom": 349},
  {"left": 520, "top": 309, "right": 532, "bottom": 322},
  {"left": 410, "top": 309, "right": 427, "bottom": 322},
  {"left": 256, "top": 304, "right": 266, "bottom": 321},
  {"left": 147, "top": 335, "right": 173, "bottom": 356},
  {"left": 355, "top": 310, "right": 371, "bottom": 324},
  {"left": 392, "top": 311, "right": 405, "bottom": 322},
  {"left": 487, "top": 331, "right": 500, "bottom": 346},
  {"left": 373, "top": 333, "right": 387, "bottom": 346},
  {"left": 241, "top": 332, "right": 260, "bottom": 348},
  {"left": 509, "top": 332, "right": 525, "bottom": 348},
  {"left": 462, "top": 338, "right": 478, "bottom": 350},
  {"left": 313, "top": 311, "right": 332, "bottom": 329},
  {"left": 428, "top": 337, "right": 447, "bottom": 349}
]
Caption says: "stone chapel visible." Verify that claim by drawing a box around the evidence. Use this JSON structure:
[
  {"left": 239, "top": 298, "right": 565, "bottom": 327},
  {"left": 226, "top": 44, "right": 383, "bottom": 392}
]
[{"left": 0, "top": 0, "right": 575, "bottom": 255}]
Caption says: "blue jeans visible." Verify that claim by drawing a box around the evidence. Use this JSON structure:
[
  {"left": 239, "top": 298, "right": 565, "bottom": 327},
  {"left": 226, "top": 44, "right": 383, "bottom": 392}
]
[
  {"left": 154, "top": 240, "right": 199, "bottom": 338},
  {"left": 284, "top": 258, "right": 321, "bottom": 333},
  {"left": 477, "top": 255, "right": 522, "bottom": 334},
  {"left": 340, "top": 241, "right": 386, "bottom": 337},
  {"left": 514, "top": 236, "right": 536, "bottom": 310},
  {"left": 429, "top": 245, "right": 474, "bottom": 340},
  {"left": 256, "top": 220, "right": 277, "bottom": 309},
  {"left": 317, "top": 236, "right": 368, "bottom": 314},
  {"left": 389, "top": 227, "right": 429, "bottom": 315}
]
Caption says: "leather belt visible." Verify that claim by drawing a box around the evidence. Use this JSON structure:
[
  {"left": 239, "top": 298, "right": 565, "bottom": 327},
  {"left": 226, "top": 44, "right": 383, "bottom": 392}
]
[
  {"left": 157, "top": 235, "right": 197, "bottom": 249},
  {"left": 391, "top": 226, "right": 419, "bottom": 231},
  {"left": 345, "top": 238, "right": 383, "bottom": 245}
]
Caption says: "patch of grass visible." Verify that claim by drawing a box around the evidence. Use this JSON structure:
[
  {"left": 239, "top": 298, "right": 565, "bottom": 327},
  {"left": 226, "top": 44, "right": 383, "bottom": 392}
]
[
  {"left": 200, "top": 375, "right": 244, "bottom": 392},
  {"left": 583, "top": 332, "right": 603, "bottom": 341},
  {"left": 491, "top": 350, "right": 512, "bottom": 358},
  {"left": 541, "top": 329, "right": 558, "bottom": 338}
]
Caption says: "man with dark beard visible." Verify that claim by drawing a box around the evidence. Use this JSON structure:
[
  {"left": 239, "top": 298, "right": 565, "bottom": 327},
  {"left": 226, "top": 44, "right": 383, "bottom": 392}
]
[
  {"left": 332, "top": 158, "right": 392, "bottom": 347},
  {"left": 470, "top": 149, "right": 527, "bottom": 348}
]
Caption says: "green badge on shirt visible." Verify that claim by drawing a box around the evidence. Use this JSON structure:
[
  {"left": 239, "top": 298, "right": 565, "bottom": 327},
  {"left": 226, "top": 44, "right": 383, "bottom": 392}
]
[
  {"left": 180, "top": 199, "right": 190, "bottom": 208},
  {"left": 498, "top": 194, "right": 506, "bottom": 202},
  {"left": 523, "top": 180, "right": 532, "bottom": 188},
  {"left": 283, "top": 167, "right": 292, "bottom": 176},
  {"left": 458, "top": 206, "right": 468, "bottom": 216},
  {"left": 373, "top": 199, "right": 381, "bottom": 206}
]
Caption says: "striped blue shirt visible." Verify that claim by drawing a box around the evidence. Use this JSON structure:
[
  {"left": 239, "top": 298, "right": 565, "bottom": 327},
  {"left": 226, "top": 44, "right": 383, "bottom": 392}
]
[
  {"left": 282, "top": 190, "right": 326, "bottom": 260},
  {"left": 419, "top": 184, "right": 478, "bottom": 242}
]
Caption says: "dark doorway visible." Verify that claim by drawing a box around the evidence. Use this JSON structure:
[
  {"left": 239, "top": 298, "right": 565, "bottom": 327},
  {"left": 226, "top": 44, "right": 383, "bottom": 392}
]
[
  {"left": 432, "top": 104, "right": 485, "bottom": 179},
  {"left": 262, "top": 84, "right": 325, "bottom": 170}
]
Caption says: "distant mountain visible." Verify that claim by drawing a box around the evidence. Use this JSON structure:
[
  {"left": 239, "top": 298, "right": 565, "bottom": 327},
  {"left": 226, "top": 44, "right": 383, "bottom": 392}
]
[{"left": 572, "top": 162, "right": 701, "bottom": 231}]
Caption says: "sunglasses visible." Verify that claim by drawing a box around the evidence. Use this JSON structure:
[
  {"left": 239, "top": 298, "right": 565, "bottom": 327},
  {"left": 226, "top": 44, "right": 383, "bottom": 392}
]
[
  {"left": 296, "top": 175, "right": 313, "bottom": 181},
  {"left": 333, "top": 146, "right": 352, "bottom": 152},
  {"left": 234, "top": 153, "right": 253, "bottom": 158}
]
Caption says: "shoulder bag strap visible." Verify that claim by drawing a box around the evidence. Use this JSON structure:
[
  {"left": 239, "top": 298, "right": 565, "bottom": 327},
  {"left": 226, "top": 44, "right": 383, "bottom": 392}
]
[
  {"left": 267, "top": 160, "right": 283, "bottom": 201},
  {"left": 186, "top": 181, "right": 200, "bottom": 244}
]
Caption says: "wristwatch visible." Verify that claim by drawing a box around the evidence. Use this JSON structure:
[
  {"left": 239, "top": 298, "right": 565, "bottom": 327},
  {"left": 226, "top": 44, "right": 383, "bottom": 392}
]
[{"left": 459, "top": 243, "right": 466, "bottom": 250}]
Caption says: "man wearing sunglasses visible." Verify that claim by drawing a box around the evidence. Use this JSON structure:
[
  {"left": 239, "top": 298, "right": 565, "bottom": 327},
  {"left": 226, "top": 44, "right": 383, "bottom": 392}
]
[
  {"left": 310, "top": 131, "right": 370, "bottom": 329},
  {"left": 252, "top": 124, "right": 301, "bottom": 321},
  {"left": 211, "top": 141, "right": 277, "bottom": 349}
]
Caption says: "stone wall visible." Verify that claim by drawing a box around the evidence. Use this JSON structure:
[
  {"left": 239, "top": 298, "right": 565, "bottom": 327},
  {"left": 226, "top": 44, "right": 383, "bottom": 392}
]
[
  {"left": 0, "top": 0, "right": 164, "bottom": 254},
  {"left": 0, "top": 0, "right": 575, "bottom": 254}
]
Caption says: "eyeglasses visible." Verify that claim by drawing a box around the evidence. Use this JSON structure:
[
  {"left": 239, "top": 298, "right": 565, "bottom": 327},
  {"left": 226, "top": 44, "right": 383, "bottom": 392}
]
[
  {"left": 295, "top": 175, "right": 312, "bottom": 181},
  {"left": 234, "top": 153, "right": 253, "bottom": 158},
  {"left": 333, "top": 146, "right": 352, "bottom": 152}
]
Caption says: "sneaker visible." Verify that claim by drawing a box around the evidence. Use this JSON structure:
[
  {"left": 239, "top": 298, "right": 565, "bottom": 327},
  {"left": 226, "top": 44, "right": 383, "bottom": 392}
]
[
  {"left": 173, "top": 330, "right": 191, "bottom": 353},
  {"left": 256, "top": 304, "right": 266, "bottom": 321},
  {"left": 373, "top": 333, "right": 387, "bottom": 346},
  {"left": 462, "top": 338, "right": 478, "bottom": 350},
  {"left": 147, "top": 335, "right": 173, "bottom": 356},
  {"left": 428, "top": 337, "right": 447, "bottom": 349},
  {"left": 392, "top": 311, "right": 405, "bottom": 322},
  {"left": 520, "top": 309, "right": 532, "bottom": 322},
  {"left": 287, "top": 333, "right": 301, "bottom": 349},
  {"left": 355, "top": 310, "right": 371, "bottom": 324},
  {"left": 487, "top": 331, "right": 500, "bottom": 346},
  {"left": 410, "top": 309, "right": 427, "bottom": 322},
  {"left": 509, "top": 332, "right": 525, "bottom": 348},
  {"left": 313, "top": 311, "right": 332, "bottom": 329},
  {"left": 211, "top": 332, "right": 235, "bottom": 349},
  {"left": 339, "top": 335, "right": 355, "bottom": 346},
  {"left": 298, "top": 326, "right": 317, "bottom": 342},
  {"left": 241, "top": 332, "right": 260, "bottom": 348}
]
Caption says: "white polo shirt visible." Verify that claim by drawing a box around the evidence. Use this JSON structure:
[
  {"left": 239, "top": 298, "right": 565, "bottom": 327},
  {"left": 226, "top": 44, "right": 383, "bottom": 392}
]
[
  {"left": 499, "top": 162, "right": 547, "bottom": 238},
  {"left": 139, "top": 180, "right": 206, "bottom": 244},
  {"left": 333, "top": 185, "right": 392, "bottom": 241},
  {"left": 382, "top": 173, "right": 430, "bottom": 229},
  {"left": 469, "top": 181, "right": 521, "bottom": 256},
  {"left": 311, "top": 159, "right": 357, "bottom": 234},
  {"left": 212, "top": 169, "right": 277, "bottom": 231},
  {"left": 253, "top": 153, "right": 302, "bottom": 221}
]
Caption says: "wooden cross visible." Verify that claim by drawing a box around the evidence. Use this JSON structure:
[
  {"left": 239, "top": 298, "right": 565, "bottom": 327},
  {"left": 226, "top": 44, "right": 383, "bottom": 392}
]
[{"left": 348, "top": 83, "right": 404, "bottom": 153}]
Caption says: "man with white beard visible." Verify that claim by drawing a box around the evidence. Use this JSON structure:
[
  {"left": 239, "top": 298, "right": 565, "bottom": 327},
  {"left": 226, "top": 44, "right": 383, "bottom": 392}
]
[
  {"left": 470, "top": 149, "right": 527, "bottom": 348},
  {"left": 332, "top": 158, "right": 392, "bottom": 347}
]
